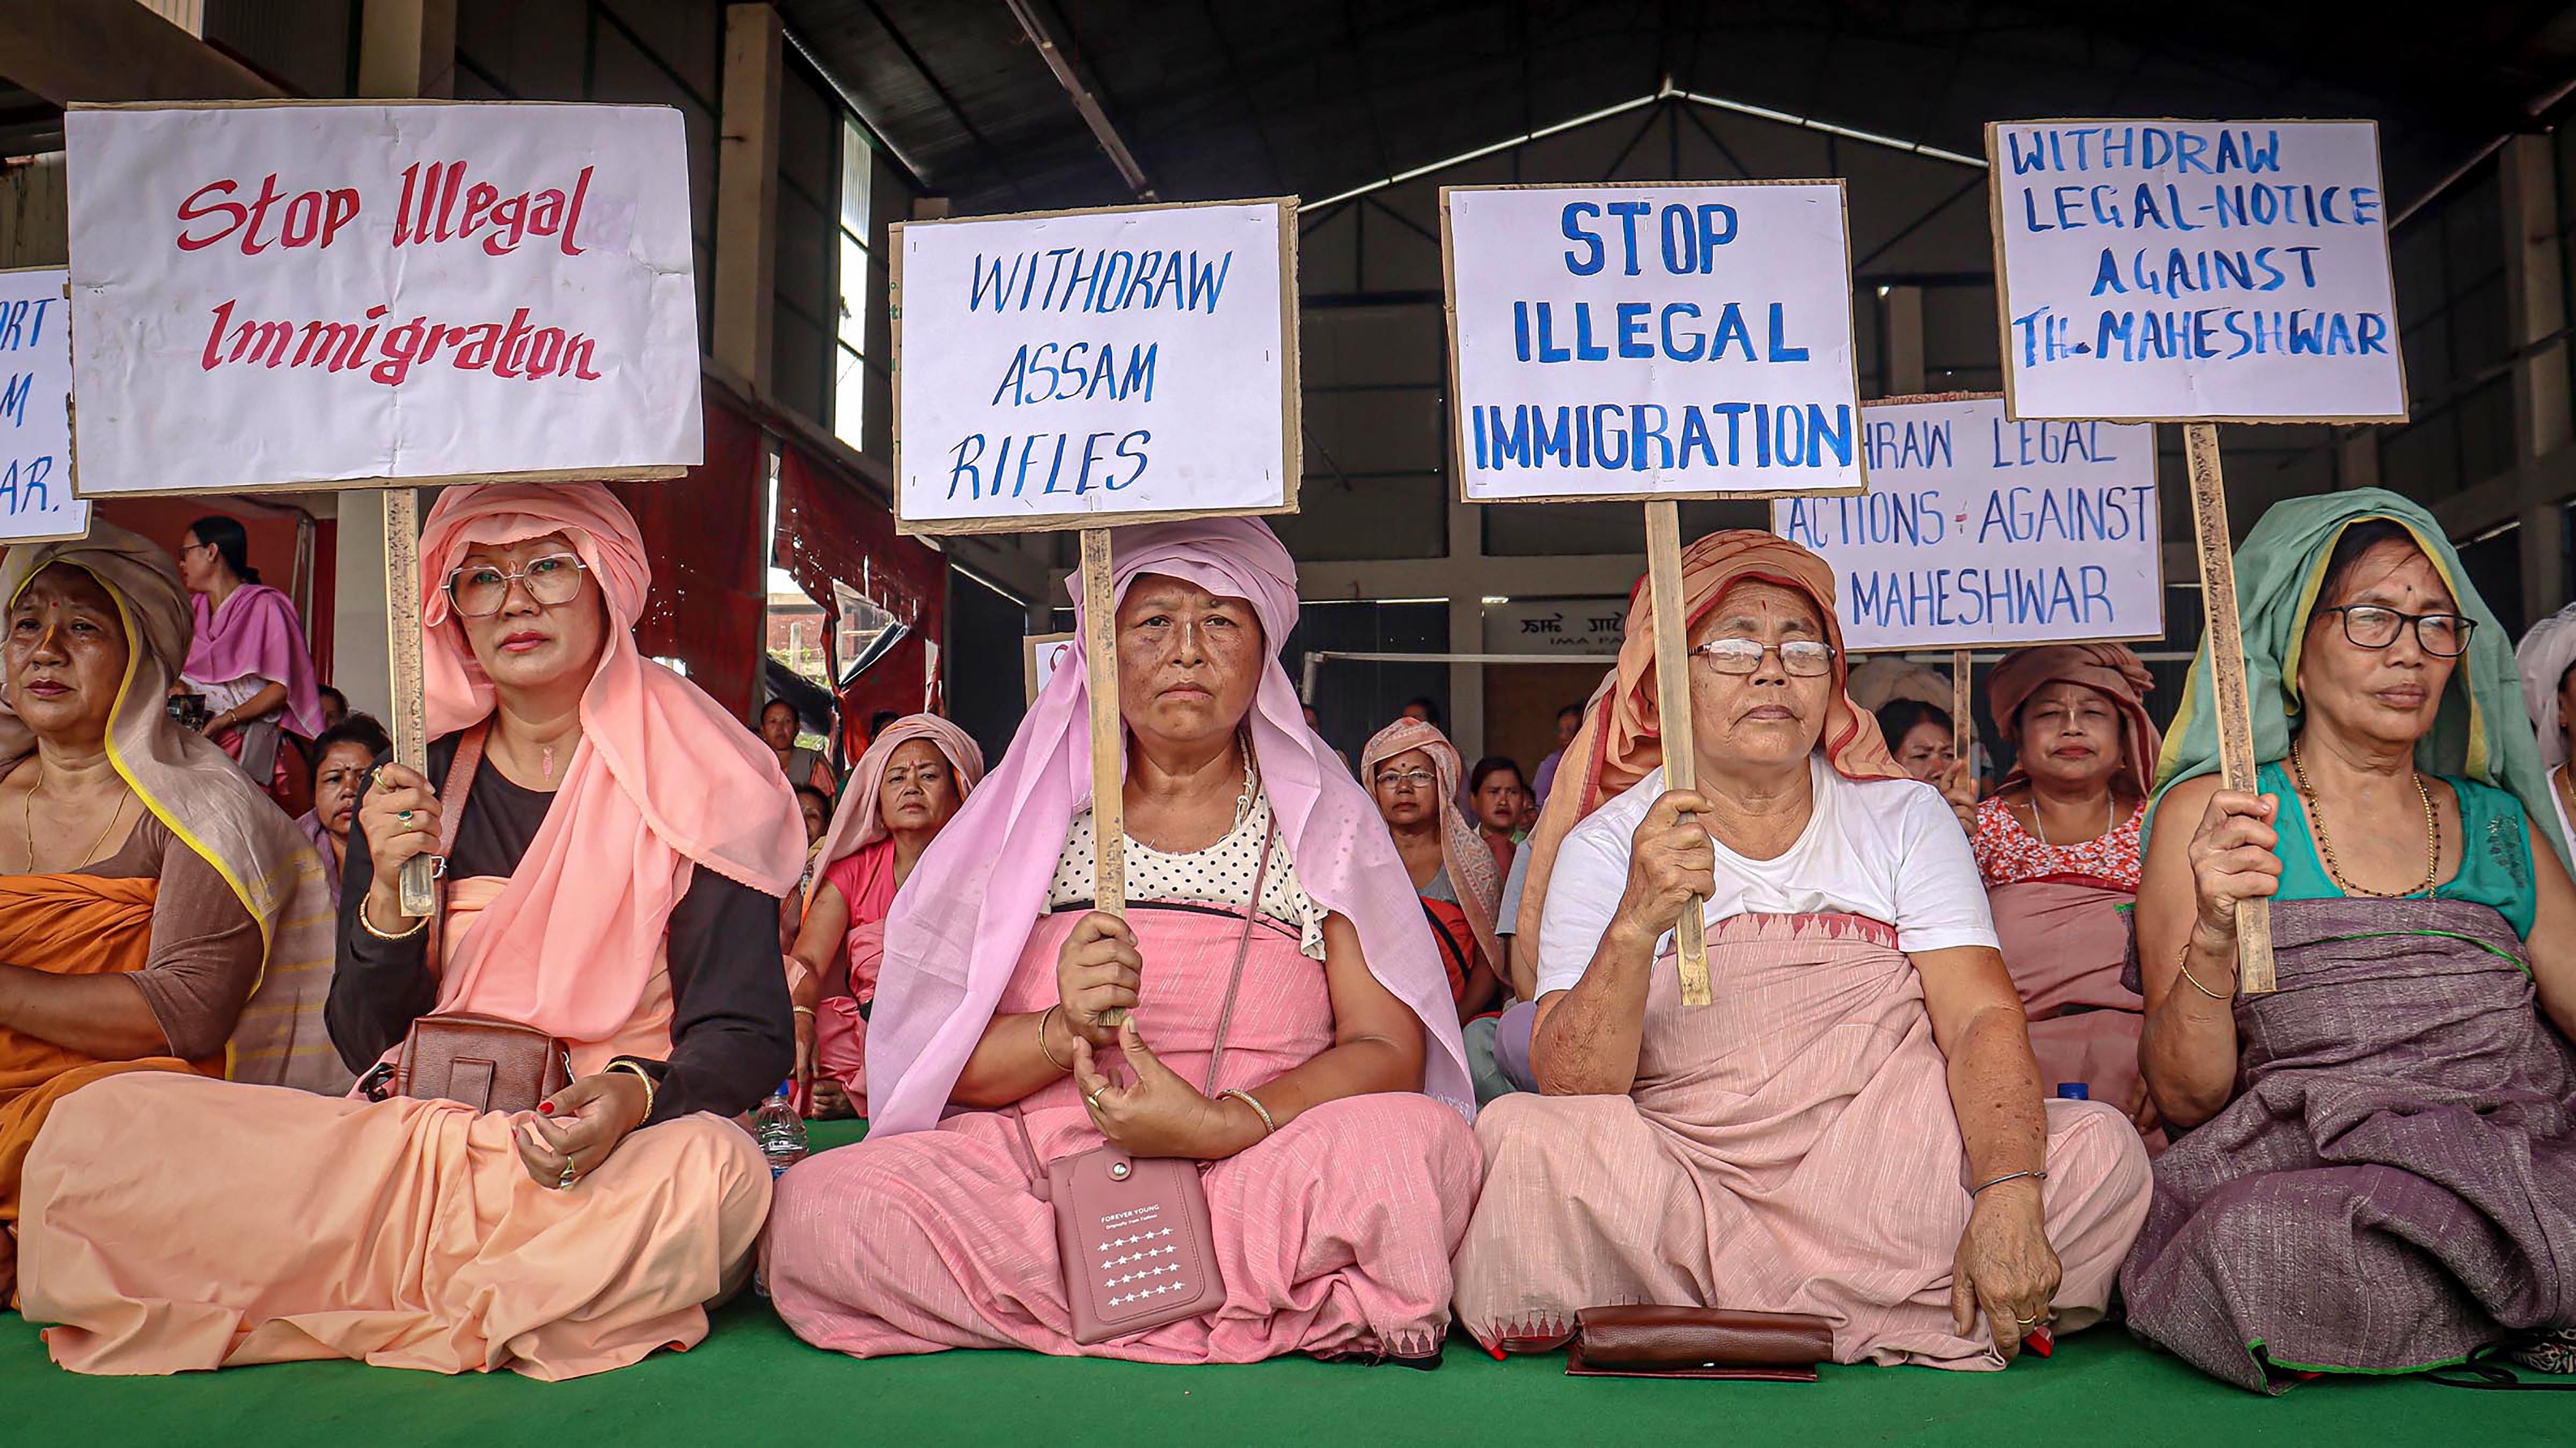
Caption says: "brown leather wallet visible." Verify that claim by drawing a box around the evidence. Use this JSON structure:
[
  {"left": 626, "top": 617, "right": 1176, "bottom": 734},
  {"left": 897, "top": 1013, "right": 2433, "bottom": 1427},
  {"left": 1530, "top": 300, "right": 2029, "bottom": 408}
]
[
  {"left": 1564, "top": 1305, "right": 1834, "bottom": 1382},
  {"left": 393, "top": 1013, "right": 572, "bottom": 1115}
]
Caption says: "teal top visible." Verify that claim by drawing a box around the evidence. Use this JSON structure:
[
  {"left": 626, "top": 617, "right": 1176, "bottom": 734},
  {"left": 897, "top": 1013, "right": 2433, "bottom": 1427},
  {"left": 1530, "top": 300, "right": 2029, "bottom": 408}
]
[{"left": 2259, "top": 760, "right": 2535, "bottom": 940}]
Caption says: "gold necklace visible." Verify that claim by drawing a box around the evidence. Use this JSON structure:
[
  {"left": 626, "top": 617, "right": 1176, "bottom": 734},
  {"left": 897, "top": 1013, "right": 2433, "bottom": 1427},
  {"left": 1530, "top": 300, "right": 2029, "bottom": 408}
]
[
  {"left": 23, "top": 761, "right": 131, "bottom": 873},
  {"left": 2289, "top": 738, "right": 2439, "bottom": 898}
]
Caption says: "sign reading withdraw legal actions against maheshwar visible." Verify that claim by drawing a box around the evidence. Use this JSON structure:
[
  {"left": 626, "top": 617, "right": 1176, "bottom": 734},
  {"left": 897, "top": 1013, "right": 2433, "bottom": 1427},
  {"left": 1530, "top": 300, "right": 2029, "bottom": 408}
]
[
  {"left": 1773, "top": 395, "right": 2162, "bottom": 653},
  {"left": 1988, "top": 119, "right": 2406, "bottom": 424},
  {"left": 1445, "top": 182, "right": 1865, "bottom": 502},
  {"left": 65, "top": 102, "right": 706, "bottom": 497}
]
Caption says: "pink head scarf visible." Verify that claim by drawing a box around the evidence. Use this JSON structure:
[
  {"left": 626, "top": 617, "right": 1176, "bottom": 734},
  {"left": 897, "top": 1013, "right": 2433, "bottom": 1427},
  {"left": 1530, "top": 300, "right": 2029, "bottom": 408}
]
[
  {"left": 417, "top": 482, "right": 807, "bottom": 1044},
  {"left": 866, "top": 516, "right": 1475, "bottom": 1134},
  {"left": 806, "top": 712, "right": 987, "bottom": 905},
  {"left": 1359, "top": 718, "right": 1501, "bottom": 977}
]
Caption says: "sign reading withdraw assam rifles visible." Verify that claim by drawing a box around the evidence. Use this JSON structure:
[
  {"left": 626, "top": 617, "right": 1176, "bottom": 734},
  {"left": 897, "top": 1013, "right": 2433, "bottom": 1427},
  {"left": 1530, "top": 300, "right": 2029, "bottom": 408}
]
[
  {"left": 1774, "top": 394, "right": 2162, "bottom": 653},
  {"left": 65, "top": 102, "right": 705, "bottom": 496}
]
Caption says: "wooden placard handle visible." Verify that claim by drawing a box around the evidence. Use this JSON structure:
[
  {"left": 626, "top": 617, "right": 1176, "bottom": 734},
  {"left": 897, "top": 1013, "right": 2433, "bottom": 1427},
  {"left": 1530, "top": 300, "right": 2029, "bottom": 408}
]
[
  {"left": 1644, "top": 501, "right": 1711, "bottom": 1007},
  {"left": 1079, "top": 529, "right": 1131, "bottom": 1022},
  {"left": 382, "top": 488, "right": 437, "bottom": 920},
  {"left": 2183, "top": 423, "right": 2276, "bottom": 993},
  {"left": 1951, "top": 648, "right": 1974, "bottom": 767}
]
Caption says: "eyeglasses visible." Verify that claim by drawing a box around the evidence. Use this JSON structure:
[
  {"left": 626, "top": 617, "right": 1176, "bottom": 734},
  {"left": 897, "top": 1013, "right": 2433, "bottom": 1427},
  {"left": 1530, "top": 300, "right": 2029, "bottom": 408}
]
[
  {"left": 1374, "top": 769, "right": 1438, "bottom": 789},
  {"left": 445, "top": 553, "right": 588, "bottom": 618},
  {"left": 1689, "top": 638, "right": 1836, "bottom": 677},
  {"left": 2319, "top": 604, "right": 2473, "bottom": 659}
]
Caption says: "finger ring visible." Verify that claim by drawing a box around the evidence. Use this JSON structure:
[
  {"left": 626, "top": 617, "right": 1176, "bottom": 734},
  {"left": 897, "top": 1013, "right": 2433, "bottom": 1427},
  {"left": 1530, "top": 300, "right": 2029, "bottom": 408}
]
[
  {"left": 1085, "top": 1090, "right": 1105, "bottom": 1110},
  {"left": 397, "top": 810, "right": 412, "bottom": 823},
  {"left": 2015, "top": 1314, "right": 2040, "bottom": 1326},
  {"left": 555, "top": 1163, "right": 576, "bottom": 1190}
]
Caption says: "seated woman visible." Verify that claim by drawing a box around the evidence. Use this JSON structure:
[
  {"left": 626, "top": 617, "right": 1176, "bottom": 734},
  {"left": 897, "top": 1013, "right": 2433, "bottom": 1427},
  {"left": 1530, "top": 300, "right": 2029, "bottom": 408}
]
[
  {"left": 176, "top": 514, "right": 326, "bottom": 813},
  {"left": 1363, "top": 719, "right": 1504, "bottom": 1019},
  {"left": 19, "top": 483, "right": 804, "bottom": 1380},
  {"left": 1877, "top": 698, "right": 1957, "bottom": 784},
  {"left": 1453, "top": 530, "right": 2149, "bottom": 1369},
  {"left": 760, "top": 698, "right": 837, "bottom": 800},
  {"left": 1974, "top": 646, "right": 2163, "bottom": 1143},
  {"left": 1468, "top": 756, "right": 1526, "bottom": 875},
  {"left": 2516, "top": 601, "right": 2576, "bottom": 862},
  {"left": 763, "top": 517, "right": 1477, "bottom": 1364},
  {"left": 0, "top": 526, "right": 342, "bottom": 1303},
  {"left": 297, "top": 715, "right": 393, "bottom": 907},
  {"left": 787, "top": 713, "right": 985, "bottom": 1119},
  {"left": 2124, "top": 490, "right": 2576, "bottom": 1392}
]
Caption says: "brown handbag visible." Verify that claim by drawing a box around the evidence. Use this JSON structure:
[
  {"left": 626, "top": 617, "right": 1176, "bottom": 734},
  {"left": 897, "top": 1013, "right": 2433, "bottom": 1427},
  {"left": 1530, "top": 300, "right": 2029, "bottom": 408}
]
[
  {"left": 390, "top": 724, "right": 573, "bottom": 1116},
  {"left": 1021, "top": 816, "right": 1278, "bottom": 1345},
  {"left": 1563, "top": 1305, "right": 1835, "bottom": 1382}
]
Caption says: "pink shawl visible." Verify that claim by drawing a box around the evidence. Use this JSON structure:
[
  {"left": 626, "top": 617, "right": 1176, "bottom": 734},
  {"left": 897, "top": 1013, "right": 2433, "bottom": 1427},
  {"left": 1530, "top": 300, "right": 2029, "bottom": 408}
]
[
  {"left": 416, "top": 482, "right": 807, "bottom": 1043},
  {"left": 185, "top": 583, "right": 325, "bottom": 739},
  {"left": 804, "top": 713, "right": 986, "bottom": 907},
  {"left": 1359, "top": 718, "right": 1502, "bottom": 979},
  {"left": 865, "top": 516, "right": 1475, "bottom": 1134}
]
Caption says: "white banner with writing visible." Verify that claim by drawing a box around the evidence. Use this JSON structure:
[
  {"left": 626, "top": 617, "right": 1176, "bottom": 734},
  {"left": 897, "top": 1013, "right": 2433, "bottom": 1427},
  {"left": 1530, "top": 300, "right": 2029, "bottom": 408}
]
[
  {"left": 66, "top": 102, "right": 703, "bottom": 497},
  {"left": 894, "top": 200, "right": 1297, "bottom": 533},
  {"left": 0, "top": 268, "right": 85, "bottom": 542},
  {"left": 1772, "top": 396, "right": 2162, "bottom": 652},
  {"left": 1445, "top": 182, "right": 1865, "bottom": 502},
  {"left": 1987, "top": 120, "right": 2405, "bottom": 423}
]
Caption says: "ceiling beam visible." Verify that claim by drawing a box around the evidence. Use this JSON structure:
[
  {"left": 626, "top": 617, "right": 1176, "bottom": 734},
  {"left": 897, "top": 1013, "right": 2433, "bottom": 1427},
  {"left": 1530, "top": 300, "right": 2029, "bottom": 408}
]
[
  {"left": 1002, "top": 0, "right": 1153, "bottom": 199},
  {"left": 0, "top": 0, "right": 282, "bottom": 105}
]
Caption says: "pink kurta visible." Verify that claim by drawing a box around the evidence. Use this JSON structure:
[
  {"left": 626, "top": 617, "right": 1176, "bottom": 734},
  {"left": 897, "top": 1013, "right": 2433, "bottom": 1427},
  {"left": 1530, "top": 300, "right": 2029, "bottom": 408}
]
[
  {"left": 1450, "top": 912, "right": 2150, "bottom": 1368},
  {"left": 18, "top": 879, "right": 773, "bottom": 1380},
  {"left": 763, "top": 905, "right": 1481, "bottom": 1363}
]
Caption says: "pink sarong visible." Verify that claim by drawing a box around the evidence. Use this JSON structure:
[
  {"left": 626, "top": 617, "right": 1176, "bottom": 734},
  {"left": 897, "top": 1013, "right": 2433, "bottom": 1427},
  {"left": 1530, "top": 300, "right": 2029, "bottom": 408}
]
[
  {"left": 18, "top": 881, "right": 773, "bottom": 1381},
  {"left": 1450, "top": 913, "right": 2150, "bottom": 1369},
  {"left": 1987, "top": 879, "right": 2161, "bottom": 1151},
  {"left": 811, "top": 920, "right": 884, "bottom": 1116},
  {"left": 763, "top": 904, "right": 1481, "bottom": 1362}
]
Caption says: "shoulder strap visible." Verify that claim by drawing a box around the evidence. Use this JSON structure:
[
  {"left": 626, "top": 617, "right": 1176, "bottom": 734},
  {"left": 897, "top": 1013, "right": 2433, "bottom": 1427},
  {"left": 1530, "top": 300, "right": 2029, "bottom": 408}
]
[
  {"left": 1198, "top": 810, "right": 1279, "bottom": 1097},
  {"left": 423, "top": 723, "right": 489, "bottom": 975}
]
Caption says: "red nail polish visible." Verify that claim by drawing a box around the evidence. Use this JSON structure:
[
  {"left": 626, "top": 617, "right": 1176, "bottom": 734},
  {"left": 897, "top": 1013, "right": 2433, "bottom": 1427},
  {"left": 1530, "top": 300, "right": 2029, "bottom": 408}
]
[{"left": 539, "top": 1101, "right": 554, "bottom": 1114}]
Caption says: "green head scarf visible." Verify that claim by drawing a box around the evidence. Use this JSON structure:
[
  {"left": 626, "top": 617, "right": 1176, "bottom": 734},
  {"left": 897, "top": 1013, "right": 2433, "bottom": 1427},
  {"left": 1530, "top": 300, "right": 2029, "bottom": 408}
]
[{"left": 2148, "top": 487, "right": 2565, "bottom": 876}]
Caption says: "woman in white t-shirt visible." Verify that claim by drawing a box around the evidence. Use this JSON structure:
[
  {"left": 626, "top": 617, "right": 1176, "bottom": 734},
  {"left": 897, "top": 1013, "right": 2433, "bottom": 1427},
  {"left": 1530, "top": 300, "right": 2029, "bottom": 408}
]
[{"left": 1448, "top": 530, "right": 2150, "bottom": 1371}]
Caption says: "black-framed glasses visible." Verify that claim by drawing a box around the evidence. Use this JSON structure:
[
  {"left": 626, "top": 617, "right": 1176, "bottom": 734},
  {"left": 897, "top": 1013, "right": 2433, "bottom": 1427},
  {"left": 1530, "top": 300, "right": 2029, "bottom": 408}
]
[
  {"left": 2319, "top": 604, "right": 2473, "bottom": 659},
  {"left": 445, "top": 553, "right": 588, "bottom": 618},
  {"left": 1690, "top": 638, "right": 1837, "bottom": 677}
]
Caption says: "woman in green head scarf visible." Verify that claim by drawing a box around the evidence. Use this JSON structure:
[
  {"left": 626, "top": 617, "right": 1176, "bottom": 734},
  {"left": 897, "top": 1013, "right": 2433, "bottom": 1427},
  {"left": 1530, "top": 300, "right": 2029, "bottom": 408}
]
[{"left": 2121, "top": 487, "right": 2576, "bottom": 1392}]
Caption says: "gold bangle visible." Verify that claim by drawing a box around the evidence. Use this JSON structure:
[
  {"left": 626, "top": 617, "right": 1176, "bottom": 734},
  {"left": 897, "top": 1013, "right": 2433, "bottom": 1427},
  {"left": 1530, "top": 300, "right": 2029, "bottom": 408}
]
[
  {"left": 790, "top": 1004, "right": 816, "bottom": 1018},
  {"left": 604, "top": 1060, "right": 659, "bottom": 1120},
  {"left": 2176, "top": 946, "right": 2236, "bottom": 1001},
  {"left": 1219, "top": 1087, "right": 1276, "bottom": 1137},
  {"left": 1036, "top": 1005, "right": 1072, "bottom": 1072},
  {"left": 357, "top": 896, "right": 428, "bottom": 941}
]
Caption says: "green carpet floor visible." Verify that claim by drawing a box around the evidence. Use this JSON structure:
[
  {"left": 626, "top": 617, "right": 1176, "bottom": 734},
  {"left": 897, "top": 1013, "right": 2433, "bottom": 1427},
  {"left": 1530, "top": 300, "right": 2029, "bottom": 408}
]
[{"left": 8, "top": 1123, "right": 2570, "bottom": 1446}]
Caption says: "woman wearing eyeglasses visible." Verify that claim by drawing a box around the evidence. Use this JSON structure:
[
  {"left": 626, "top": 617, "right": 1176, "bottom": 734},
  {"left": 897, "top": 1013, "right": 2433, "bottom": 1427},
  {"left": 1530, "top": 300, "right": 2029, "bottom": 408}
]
[
  {"left": 2124, "top": 491, "right": 2576, "bottom": 1392},
  {"left": 1362, "top": 719, "right": 1504, "bottom": 1019},
  {"left": 1451, "top": 530, "right": 2149, "bottom": 1369},
  {"left": 23, "top": 484, "right": 804, "bottom": 1380}
]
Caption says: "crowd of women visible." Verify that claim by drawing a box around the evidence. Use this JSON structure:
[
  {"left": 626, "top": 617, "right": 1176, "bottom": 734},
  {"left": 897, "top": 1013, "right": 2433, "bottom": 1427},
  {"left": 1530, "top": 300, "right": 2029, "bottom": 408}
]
[{"left": 1, "top": 478, "right": 2571, "bottom": 1395}]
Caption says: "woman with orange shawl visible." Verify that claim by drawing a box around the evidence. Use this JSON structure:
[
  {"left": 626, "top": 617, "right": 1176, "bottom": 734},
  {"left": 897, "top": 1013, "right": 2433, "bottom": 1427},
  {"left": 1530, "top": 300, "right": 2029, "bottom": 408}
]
[
  {"left": 0, "top": 526, "right": 342, "bottom": 1304},
  {"left": 787, "top": 713, "right": 985, "bottom": 1118},
  {"left": 1975, "top": 645, "right": 2163, "bottom": 1143},
  {"left": 19, "top": 484, "right": 805, "bottom": 1380},
  {"left": 1360, "top": 719, "right": 1503, "bottom": 1017},
  {"left": 1452, "top": 531, "right": 2149, "bottom": 1369}
]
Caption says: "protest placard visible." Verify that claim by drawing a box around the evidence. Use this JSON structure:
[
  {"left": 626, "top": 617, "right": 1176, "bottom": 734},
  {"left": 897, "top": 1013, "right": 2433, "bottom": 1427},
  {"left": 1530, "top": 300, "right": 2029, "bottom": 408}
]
[
  {"left": 65, "top": 101, "right": 704, "bottom": 497},
  {"left": 1024, "top": 631, "right": 1074, "bottom": 706},
  {"left": 1985, "top": 120, "right": 2407, "bottom": 991},
  {"left": 1773, "top": 395, "right": 2161, "bottom": 653},
  {"left": 67, "top": 100, "right": 706, "bottom": 915},
  {"left": 1444, "top": 180, "right": 1865, "bottom": 1004},
  {"left": 1988, "top": 120, "right": 2404, "bottom": 425},
  {"left": 0, "top": 268, "right": 87, "bottom": 544},
  {"left": 894, "top": 198, "right": 1301, "bottom": 947},
  {"left": 891, "top": 198, "right": 1297, "bottom": 535}
]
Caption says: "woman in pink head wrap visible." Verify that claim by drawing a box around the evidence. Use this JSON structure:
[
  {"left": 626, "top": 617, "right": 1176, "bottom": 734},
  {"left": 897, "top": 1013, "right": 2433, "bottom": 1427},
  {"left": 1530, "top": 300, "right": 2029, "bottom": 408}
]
[
  {"left": 786, "top": 713, "right": 986, "bottom": 1118},
  {"left": 764, "top": 516, "right": 1479, "bottom": 1366},
  {"left": 1359, "top": 718, "right": 1503, "bottom": 1017},
  {"left": 23, "top": 482, "right": 806, "bottom": 1381}
]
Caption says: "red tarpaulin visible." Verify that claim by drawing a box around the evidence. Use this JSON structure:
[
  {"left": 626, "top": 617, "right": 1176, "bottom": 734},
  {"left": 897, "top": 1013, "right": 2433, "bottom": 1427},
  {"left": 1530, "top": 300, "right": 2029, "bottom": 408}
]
[
  {"left": 774, "top": 441, "right": 946, "bottom": 753},
  {"left": 611, "top": 395, "right": 767, "bottom": 722}
]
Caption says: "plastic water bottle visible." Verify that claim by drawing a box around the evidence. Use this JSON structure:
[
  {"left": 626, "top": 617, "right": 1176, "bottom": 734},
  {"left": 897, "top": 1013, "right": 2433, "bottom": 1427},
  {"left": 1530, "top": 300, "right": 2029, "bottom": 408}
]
[
  {"left": 2055, "top": 1083, "right": 2089, "bottom": 1101},
  {"left": 751, "top": 1080, "right": 808, "bottom": 1178}
]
